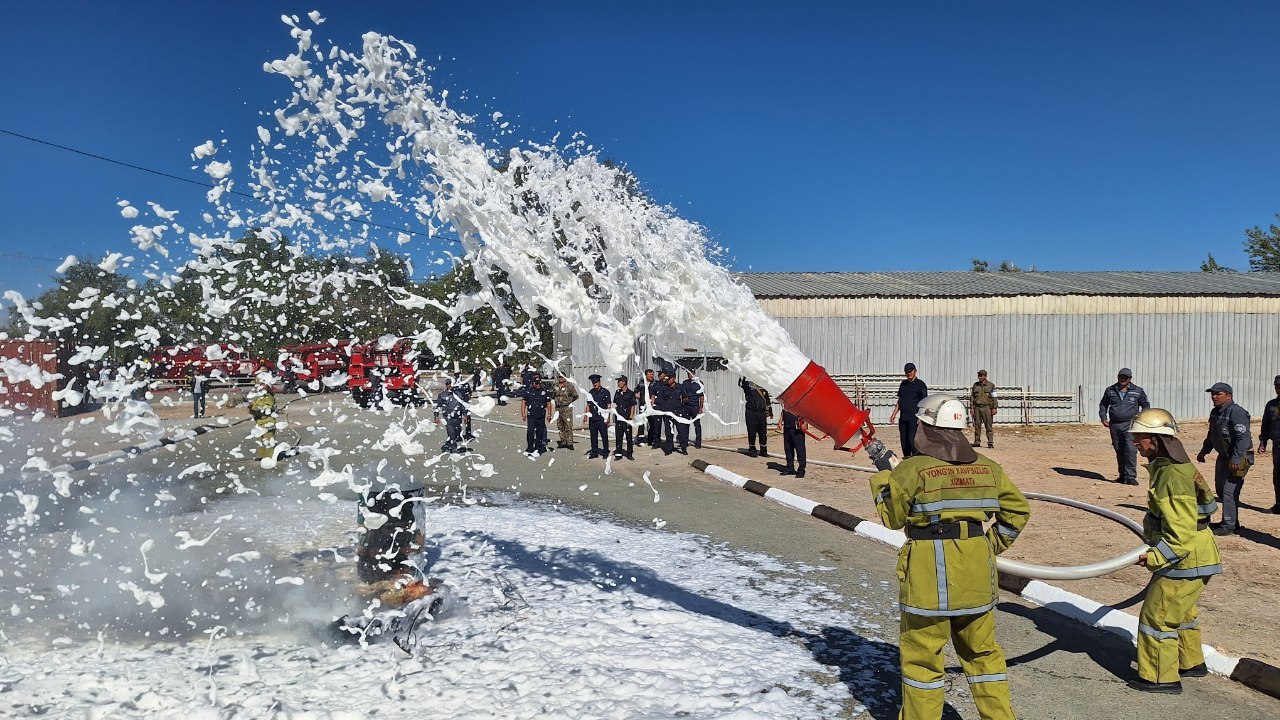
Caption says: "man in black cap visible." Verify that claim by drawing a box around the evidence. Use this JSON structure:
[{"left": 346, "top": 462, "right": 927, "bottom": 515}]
[
  {"left": 647, "top": 370, "right": 666, "bottom": 449},
  {"left": 1258, "top": 375, "right": 1280, "bottom": 514},
  {"left": 1197, "top": 382, "right": 1252, "bottom": 535},
  {"left": 682, "top": 370, "right": 705, "bottom": 449},
  {"left": 1099, "top": 367, "right": 1151, "bottom": 485},
  {"left": 613, "top": 375, "right": 638, "bottom": 460},
  {"left": 520, "top": 374, "right": 552, "bottom": 455},
  {"left": 434, "top": 377, "right": 467, "bottom": 453},
  {"left": 889, "top": 362, "right": 928, "bottom": 458},
  {"left": 584, "top": 374, "right": 612, "bottom": 458}
]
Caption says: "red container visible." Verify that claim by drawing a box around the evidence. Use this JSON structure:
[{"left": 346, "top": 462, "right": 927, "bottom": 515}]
[{"left": 778, "top": 361, "right": 870, "bottom": 450}]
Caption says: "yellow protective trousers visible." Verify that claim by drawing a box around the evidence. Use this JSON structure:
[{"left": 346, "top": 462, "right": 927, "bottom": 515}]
[
  {"left": 900, "top": 610, "right": 1014, "bottom": 720},
  {"left": 254, "top": 417, "right": 277, "bottom": 459},
  {"left": 1137, "top": 575, "right": 1208, "bottom": 684}
]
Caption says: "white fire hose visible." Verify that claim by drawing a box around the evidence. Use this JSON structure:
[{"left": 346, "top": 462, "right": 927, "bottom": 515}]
[{"left": 997, "top": 492, "right": 1147, "bottom": 581}]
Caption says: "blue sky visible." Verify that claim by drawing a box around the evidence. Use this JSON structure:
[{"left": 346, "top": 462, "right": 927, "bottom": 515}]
[{"left": 1, "top": 1, "right": 1278, "bottom": 300}]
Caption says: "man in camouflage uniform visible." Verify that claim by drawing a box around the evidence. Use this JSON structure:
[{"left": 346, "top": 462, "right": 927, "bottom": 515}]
[
  {"left": 969, "top": 369, "right": 998, "bottom": 449},
  {"left": 551, "top": 375, "right": 579, "bottom": 450}
]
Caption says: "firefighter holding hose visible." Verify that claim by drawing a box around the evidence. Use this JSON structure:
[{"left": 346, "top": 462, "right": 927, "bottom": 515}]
[
  {"left": 1128, "top": 408, "right": 1222, "bottom": 694},
  {"left": 869, "top": 393, "right": 1029, "bottom": 720},
  {"left": 248, "top": 379, "right": 278, "bottom": 460}
]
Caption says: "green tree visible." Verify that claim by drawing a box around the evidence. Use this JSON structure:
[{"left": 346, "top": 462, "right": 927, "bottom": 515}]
[
  {"left": 1244, "top": 214, "right": 1280, "bottom": 271},
  {"left": 998, "top": 260, "right": 1021, "bottom": 272},
  {"left": 970, "top": 258, "right": 989, "bottom": 272},
  {"left": 1199, "top": 253, "right": 1236, "bottom": 272}
]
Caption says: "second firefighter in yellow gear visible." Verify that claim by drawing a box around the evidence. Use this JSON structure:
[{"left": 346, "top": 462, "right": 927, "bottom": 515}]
[
  {"left": 869, "top": 393, "right": 1030, "bottom": 720},
  {"left": 1127, "top": 408, "right": 1222, "bottom": 694},
  {"left": 248, "top": 382, "right": 279, "bottom": 460}
]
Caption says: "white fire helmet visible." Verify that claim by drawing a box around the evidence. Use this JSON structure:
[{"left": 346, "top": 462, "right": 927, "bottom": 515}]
[
  {"left": 1131, "top": 408, "right": 1178, "bottom": 436},
  {"left": 917, "top": 394, "right": 967, "bottom": 429}
]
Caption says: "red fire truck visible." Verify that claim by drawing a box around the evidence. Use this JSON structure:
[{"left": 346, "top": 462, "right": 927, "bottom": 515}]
[
  {"left": 278, "top": 340, "right": 353, "bottom": 392},
  {"left": 347, "top": 337, "right": 424, "bottom": 408},
  {"left": 148, "top": 344, "right": 268, "bottom": 383}
]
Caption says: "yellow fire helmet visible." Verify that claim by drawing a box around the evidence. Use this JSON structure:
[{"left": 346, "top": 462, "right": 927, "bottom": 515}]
[{"left": 1131, "top": 408, "right": 1178, "bottom": 436}]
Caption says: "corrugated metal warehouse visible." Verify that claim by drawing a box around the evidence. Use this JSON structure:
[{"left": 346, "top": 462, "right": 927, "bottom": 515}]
[{"left": 568, "top": 271, "right": 1280, "bottom": 440}]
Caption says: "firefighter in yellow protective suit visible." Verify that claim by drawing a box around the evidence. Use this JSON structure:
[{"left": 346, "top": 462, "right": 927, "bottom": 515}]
[
  {"left": 248, "top": 381, "right": 278, "bottom": 460},
  {"left": 870, "top": 393, "right": 1030, "bottom": 720},
  {"left": 1127, "top": 408, "right": 1222, "bottom": 694}
]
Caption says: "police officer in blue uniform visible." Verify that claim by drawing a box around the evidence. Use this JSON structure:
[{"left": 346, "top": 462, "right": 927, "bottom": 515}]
[
  {"left": 1258, "top": 375, "right": 1280, "bottom": 514},
  {"left": 682, "top": 370, "right": 705, "bottom": 449},
  {"left": 1197, "top": 382, "right": 1252, "bottom": 535},
  {"left": 520, "top": 374, "right": 552, "bottom": 455},
  {"left": 648, "top": 370, "right": 667, "bottom": 449},
  {"left": 434, "top": 377, "right": 467, "bottom": 453},
  {"left": 585, "top": 374, "right": 612, "bottom": 458},
  {"left": 613, "top": 375, "right": 638, "bottom": 460},
  {"left": 656, "top": 373, "right": 685, "bottom": 455},
  {"left": 1099, "top": 367, "right": 1152, "bottom": 485},
  {"left": 890, "top": 362, "right": 928, "bottom": 458},
  {"left": 634, "top": 369, "right": 653, "bottom": 446}
]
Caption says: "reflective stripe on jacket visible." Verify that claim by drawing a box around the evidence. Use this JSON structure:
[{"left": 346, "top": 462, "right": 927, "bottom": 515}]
[
  {"left": 870, "top": 454, "right": 1031, "bottom": 616},
  {"left": 1142, "top": 457, "right": 1223, "bottom": 578}
]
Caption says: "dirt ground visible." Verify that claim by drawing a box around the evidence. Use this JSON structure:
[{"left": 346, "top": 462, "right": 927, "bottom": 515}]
[{"left": 701, "top": 420, "right": 1280, "bottom": 667}]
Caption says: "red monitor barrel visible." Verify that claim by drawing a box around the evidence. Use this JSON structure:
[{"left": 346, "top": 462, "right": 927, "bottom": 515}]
[{"left": 777, "top": 361, "right": 869, "bottom": 449}]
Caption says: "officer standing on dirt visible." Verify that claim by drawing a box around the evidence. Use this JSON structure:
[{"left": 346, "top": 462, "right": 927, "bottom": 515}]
[
  {"left": 738, "top": 376, "right": 773, "bottom": 457},
  {"left": 870, "top": 394, "right": 1030, "bottom": 720},
  {"left": 1256, "top": 375, "right": 1280, "bottom": 515},
  {"left": 520, "top": 374, "right": 552, "bottom": 455},
  {"left": 970, "top": 369, "right": 998, "bottom": 449},
  {"left": 682, "top": 370, "right": 705, "bottom": 449},
  {"left": 634, "top": 369, "right": 653, "bottom": 446},
  {"left": 1197, "top": 382, "right": 1252, "bottom": 536},
  {"left": 1099, "top": 367, "right": 1151, "bottom": 485},
  {"left": 656, "top": 373, "right": 686, "bottom": 454},
  {"left": 551, "top": 375, "right": 579, "bottom": 450},
  {"left": 648, "top": 370, "right": 666, "bottom": 448},
  {"left": 1127, "top": 408, "right": 1222, "bottom": 694},
  {"left": 434, "top": 377, "right": 466, "bottom": 453},
  {"left": 889, "top": 362, "right": 928, "bottom": 457},
  {"left": 612, "top": 376, "right": 638, "bottom": 460},
  {"left": 584, "top": 374, "right": 612, "bottom": 459},
  {"left": 777, "top": 409, "right": 807, "bottom": 478}
]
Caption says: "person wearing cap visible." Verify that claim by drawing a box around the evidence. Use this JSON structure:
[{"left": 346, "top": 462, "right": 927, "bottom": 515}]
[
  {"left": 889, "top": 363, "right": 928, "bottom": 458},
  {"left": 657, "top": 372, "right": 688, "bottom": 454},
  {"left": 1099, "top": 368, "right": 1151, "bottom": 485},
  {"left": 1127, "top": 408, "right": 1222, "bottom": 694},
  {"left": 613, "top": 376, "right": 638, "bottom": 460},
  {"left": 1256, "top": 375, "right": 1280, "bottom": 514},
  {"left": 1196, "top": 382, "right": 1252, "bottom": 535},
  {"left": 634, "top": 369, "right": 654, "bottom": 446},
  {"left": 969, "top": 370, "right": 998, "bottom": 449},
  {"left": 682, "top": 370, "right": 706, "bottom": 449},
  {"left": 584, "top": 374, "right": 612, "bottom": 458},
  {"left": 870, "top": 393, "right": 1030, "bottom": 720},
  {"left": 520, "top": 374, "right": 553, "bottom": 455},
  {"left": 434, "top": 377, "right": 467, "bottom": 454},
  {"left": 738, "top": 376, "right": 773, "bottom": 457},
  {"left": 551, "top": 375, "right": 580, "bottom": 450},
  {"left": 648, "top": 370, "right": 667, "bottom": 449}
]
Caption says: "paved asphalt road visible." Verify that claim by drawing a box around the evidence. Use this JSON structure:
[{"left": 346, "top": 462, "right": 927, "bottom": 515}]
[{"left": 6, "top": 394, "right": 1278, "bottom": 719}]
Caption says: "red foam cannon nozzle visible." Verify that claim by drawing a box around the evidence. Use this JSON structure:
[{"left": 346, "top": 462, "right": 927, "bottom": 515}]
[{"left": 777, "top": 361, "right": 871, "bottom": 450}]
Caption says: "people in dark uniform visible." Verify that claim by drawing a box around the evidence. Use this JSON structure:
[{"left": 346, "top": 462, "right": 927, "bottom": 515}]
[
  {"left": 520, "top": 375, "right": 552, "bottom": 455},
  {"left": 1257, "top": 375, "right": 1280, "bottom": 515},
  {"left": 739, "top": 377, "right": 773, "bottom": 457},
  {"left": 190, "top": 368, "right": 208, "bottom": 419},
  {"left": 520, "top": 365, "right": 535, "bottom": 387},
  {"left": 584, "top": 374, "right": 612, "bottom": 458},
  {"left": 613, "top": 376, "right": 638, "bottom": 460},
  {"left": 493, "top": 363, "right": 512, "bottom": 405},
  {"left": 1127, "top": 409, "right": 1222, "bottom": 694},
  {"left": 634, "top": 369, "right": 653, "bottom": 446},
  {"left": 647, "top": 370, "right": 666, "bottom": 448},
  {"left": 551, "top": 375, "right": 580, "bottom": 450},
  {"left": 1099, "top": 368, "right": 1152, "bottom": 485},
  {"left": 434, "top": 377, "right": 467, "bottom": 453},
  {"left": 1197, "top": 382, "right": 1252, "bottom": 535},
  {"left": 969, "top": 369, "right": 998, "bottom": 449},
  {"left": 778, "top": 409, "right": 807, "bottom": 477},
  {"left": 682, "top": 370, "right": 705, "bottom": 449},
  {"left": 889, "top": 362, "right": 928, "bottom": 458},
  {"left": 656, "top": 373, "right": 685, "bottom": 455},
  {"left": 455, "top": 372, "right": 475, "bottom": 440},
  {"left": 870, "top": 394, "right": 1030, "bottom": 720}
]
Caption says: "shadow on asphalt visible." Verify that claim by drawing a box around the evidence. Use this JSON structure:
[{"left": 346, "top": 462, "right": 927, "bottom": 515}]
[
  {"left": 485, "top": 534, "right": 966, "bottom": 720},
  {"left": 997, "top": 601, "right": 1136, "bottom": 682}
]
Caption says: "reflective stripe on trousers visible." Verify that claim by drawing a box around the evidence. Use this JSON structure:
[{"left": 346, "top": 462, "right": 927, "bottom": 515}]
[{"left": 899, "top": 610, "right": 1015, "bottom": 720}]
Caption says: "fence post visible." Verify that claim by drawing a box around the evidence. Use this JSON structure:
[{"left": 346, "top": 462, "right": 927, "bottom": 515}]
[
  {"left": 1022, "top": 385, "right": 1030, "bottom": 426},
  {"left": 1077, "top": 384, "right": 1084, "bottom": 424}
]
